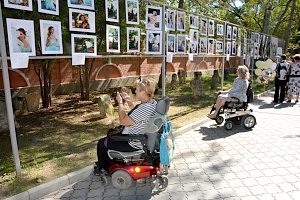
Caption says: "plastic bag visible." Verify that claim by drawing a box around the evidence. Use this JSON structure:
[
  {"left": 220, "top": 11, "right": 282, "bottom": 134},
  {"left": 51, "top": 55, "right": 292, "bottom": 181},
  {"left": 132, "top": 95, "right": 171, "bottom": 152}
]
[{"left": 160, "top": 119, "right": 174, "bottom": 166}]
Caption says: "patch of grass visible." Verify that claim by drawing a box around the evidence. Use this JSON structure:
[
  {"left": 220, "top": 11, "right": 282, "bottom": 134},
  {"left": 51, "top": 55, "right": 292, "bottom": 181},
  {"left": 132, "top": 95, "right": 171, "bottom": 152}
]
[{"left": 0, "top": 72, "right": 273, "bottom": 198}]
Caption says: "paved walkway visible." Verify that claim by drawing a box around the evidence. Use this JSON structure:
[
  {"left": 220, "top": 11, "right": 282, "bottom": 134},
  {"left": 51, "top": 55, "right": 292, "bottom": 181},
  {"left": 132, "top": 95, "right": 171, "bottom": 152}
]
[{"left": 40, "top": 95, "right": 300, "bottom": 200}]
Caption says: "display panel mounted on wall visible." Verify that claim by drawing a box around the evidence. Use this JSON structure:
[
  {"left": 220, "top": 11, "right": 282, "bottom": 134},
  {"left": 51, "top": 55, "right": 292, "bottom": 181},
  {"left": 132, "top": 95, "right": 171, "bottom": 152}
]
[
  {"left": 146, "top": 30, "right": 162, "bottom": 54},
  {"left": 105, "top": 0, "right": 119, "bottom": 22},
  {"left": 40, "top": 20, "right": 63, "bottom": 55},
  {"left": 125, "top": 0, "right": 139, "bottom": 25},
  {"left": 68, "top": 0, "right": 94, "bottom": 10},
  {"left": 106, "top": 25, "right": 120, "bottom": 53},
  {"left": 127, "top": 27, "right": 140, "bottom": 53},
  {"left": 4, "top": 0, "right": 33, "bottom": 11},
  {"left": 69, "top": 8, "right": 96, "bottom": 33},
  {"left": 38, "top": 0, "right": 59, "bottom": 15},
  {"left": 71, "top": 34, "right": 97, "bottom": 56},
  {"left": 146, "top": 5, "right": 162, "bottom": 30}
]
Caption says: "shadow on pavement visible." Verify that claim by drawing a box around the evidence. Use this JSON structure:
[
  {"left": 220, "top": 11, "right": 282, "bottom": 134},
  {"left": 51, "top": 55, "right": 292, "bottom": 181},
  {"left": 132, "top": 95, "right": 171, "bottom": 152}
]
[{"left": 259, "top": 102, "right": 296, "bottom": 109}]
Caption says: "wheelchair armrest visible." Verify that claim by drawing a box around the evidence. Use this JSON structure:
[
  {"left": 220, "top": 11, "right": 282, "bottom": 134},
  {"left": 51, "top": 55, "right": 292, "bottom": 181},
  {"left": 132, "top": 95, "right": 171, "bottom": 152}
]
[{"left": 109, "top": 134, "right": 148, "bottom": 143}]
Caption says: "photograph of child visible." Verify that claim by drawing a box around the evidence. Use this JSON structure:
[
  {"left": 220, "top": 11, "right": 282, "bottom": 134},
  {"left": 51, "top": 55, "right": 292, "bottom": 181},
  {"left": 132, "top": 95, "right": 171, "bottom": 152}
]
[
  {"left": 127, "top": 27, "right": 140, "bottom": 53},
  {"left": 216, "top": 40, "right": 223, "bottom": 53},
  {"left": 166, "top": 9, "right": 176, "bottom": 31},
  {"left": 208, "top": 38, "right": 214, "bottom": 54},
  {"left": 68, "top": 0, "right": 94, "bottom": 10},
  {"left": 6, "top": 18, "right": 36, "bottom": 56},
  {"left": 177, "top": 34, "right": 186, "bottom": 53},
  {"left": 125, "top": 0, "right": 139, "bottom": 25},
  {"left": 146, "top": 30, "right": 162, "bottom": 54},
  {"left": 106, "top": 25, "right": 120, "bottom": 53},
  {"left": 217, "top": 24, "right": 224, "bottom": 36},
  {"left": 200, "top": 18, "right": 207, "bottom": 36},
  {"left": 146, "top": 6, "right": 162, "bottom": 30},
  {"left": 71, "top": 34, "right": 97, "bottom": 55},
  {"left": 69, "top": 9, "right": 95, "bottom": 33},
  {"left": 208, "top": 20, "right": 214, "bottom": 37},
  {"left": 105, "top": 0, "right": 119, "bottom": 22},
  {"left": 38, "top": 0, "right": 59, "bottom": 15},
  {"left": 40, "top": 20, "right": 63, "bottom": 54},
  {"left": 232, "top": 26, "right": 237, "bottom": 40},
  {"left": 190, "top": 14, "right": 198, "bottom": 29},
  {"left": 227, "top": 25, "right": 232, "bottom": 40},
  {"left": 4, "top": 0, "right": 32, "bottom": 11},
  {"left": 167, "top": 34, "right": 175, "bottom": 53},
  {"left": 177, "top": 11, "right": 186, "bottom": 32},
  {"left": 199, "top": 37, "right": 207, "bottom": 54}
]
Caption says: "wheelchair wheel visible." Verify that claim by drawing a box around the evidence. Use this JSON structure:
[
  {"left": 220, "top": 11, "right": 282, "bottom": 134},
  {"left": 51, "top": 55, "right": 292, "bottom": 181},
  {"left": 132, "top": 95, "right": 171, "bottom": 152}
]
[
  {"left": 99, "top": 175, "right": 108, "bottom": 186},
  {"left": 215, "top": 116, "right": 224, "bottom": 125},
  {"left": 155, "top": 175, "right": 168, "bottom": 191},
  {"left": 224, "top": 120, "right": 233, "bottom": 130},
  {"left": 242, "top": 114, "right": 256, "bottom": 129},
  {"left": 112, "top": 170, "right": 133, "bottom": 190}
]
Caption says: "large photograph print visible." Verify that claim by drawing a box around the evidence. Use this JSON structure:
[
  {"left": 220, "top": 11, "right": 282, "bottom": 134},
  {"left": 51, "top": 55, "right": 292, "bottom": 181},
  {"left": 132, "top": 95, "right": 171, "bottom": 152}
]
[
  {"left": 68, "top": 0, "right": 94, "bottom": 10},
  {"left": 106, "top": 25, "right": 120, "bottom": 53},
  {"left": 71, "top": 34, "right": 97, "bottom": 56},
  {"left": 105, "top": 0, "right": 119, "bottom": 22},
  {"left": 69, "top": 8, "right": 96, "bottom": 33},
  {"left": 146, "top": 5, "right": 162, "bottom": 30},
  {"left": 125, "top": 0, "right": 139, "bottom": 25},
  {"left": 127, "top": 27, "right": 140, "bottom": 53},
  {"left": 6, "top": 18, "right": 36, "bottom": 56},
  {"left": 177, "top": 34, "right": 186, "bottom": 53},
  {"left": 167, "top": 34, "right": 175, "bottom": 53},
  {"left": 177, "top": 11, "right": 186, "bottom": 32},
  {"left": 4, "top": 0, "right": 33, "bottom": 11},
  {"left": 38, "top": 0, "right": 59, "bottom": 15},
  {"left": 146, "top": 30, "right": 162, "bottom": 54},
  {"left": 166, "top": 9, "right": 176, "bottom": 31},
  {"left": 40, "top": 20, "right": 63, "bottom": 54}
]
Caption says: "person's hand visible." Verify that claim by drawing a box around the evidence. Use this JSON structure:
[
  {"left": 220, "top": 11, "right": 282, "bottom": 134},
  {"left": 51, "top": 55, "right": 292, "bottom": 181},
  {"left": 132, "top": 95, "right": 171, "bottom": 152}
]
[
  {"left": 116, "top": 91, "right": 123, "bottom": 104},
  {"left": 120, "top": 92, "right": 131, "bottom": 103}
]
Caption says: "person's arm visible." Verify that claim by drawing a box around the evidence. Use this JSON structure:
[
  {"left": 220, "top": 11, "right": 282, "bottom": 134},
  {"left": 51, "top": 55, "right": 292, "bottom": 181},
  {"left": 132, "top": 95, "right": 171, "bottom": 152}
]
[
  {"left": 116, "top": 91, "right": 134, "bottom": 126},
  {"left": 120, "top": 92, "right": 135, "bottom": 109}
]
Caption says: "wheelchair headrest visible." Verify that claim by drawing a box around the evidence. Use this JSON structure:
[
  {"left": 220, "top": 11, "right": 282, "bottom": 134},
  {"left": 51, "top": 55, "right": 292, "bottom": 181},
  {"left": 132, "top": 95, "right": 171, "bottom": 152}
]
[{"left": 156, "top": 96, "right": 170, "bottom": 115}]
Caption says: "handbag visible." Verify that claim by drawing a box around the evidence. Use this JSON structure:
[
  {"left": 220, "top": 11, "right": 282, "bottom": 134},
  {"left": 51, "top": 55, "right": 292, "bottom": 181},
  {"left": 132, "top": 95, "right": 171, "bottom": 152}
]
[{"left": 107, "top": 125, "right": 124, "bottom": 138}]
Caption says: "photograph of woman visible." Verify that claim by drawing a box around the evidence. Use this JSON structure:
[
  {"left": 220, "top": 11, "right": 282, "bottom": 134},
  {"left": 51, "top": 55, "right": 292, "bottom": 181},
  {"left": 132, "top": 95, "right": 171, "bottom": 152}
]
[
  {"left": 177, "top": 34, "right": 186, "bottom": 53},
  {"left": 217, "top": 24, "right": 224, "bottom": 36},
  {"left": 167, "top": 34, "right": 175, "bottom": 53},
  {"left": 208, "top": 38, "right": 214, "bottom": 54},
  {"left": 208, "top": 20, "right": 214, "bottom": 36},
  {"left": 146, "top": 30, "right": 162, "bottom": 54},
  {"left": 177, "top": 11, "right": 186, "bottom": 32},
  {"left": 40, "top": 20, "right": 63, "bottom": 54},
  {"left": 166, "top": 9, "right": 175, "bottom": 31},
  {"left": 38, "top": 0, "right": 59, "bottom": 15},
  {"left": 68, "top": 0, "right": 94, "bottom": 10},
  {"left": 146, "top": 6, "right": 162, "bottom": 30},
  {"left": 190, "top": 14, "right": 198, "bottom": 29},
  {"left": 4, "top": 0, "right": 32, "bottom": 11},
  {"left": 200, "top": 37, "right": 207, "bottom": 54},
  {"left": 16, "top": 28, "right": 32, "bottom": 52},
  {"left": 200, "top": 18, "right": 207, "bottom": 36},
  {"left": 227, "top": 25, "right": 232, "bottom": 40},
  {"left": 69, "top": 9, "right": 95, "bottom": 33}
]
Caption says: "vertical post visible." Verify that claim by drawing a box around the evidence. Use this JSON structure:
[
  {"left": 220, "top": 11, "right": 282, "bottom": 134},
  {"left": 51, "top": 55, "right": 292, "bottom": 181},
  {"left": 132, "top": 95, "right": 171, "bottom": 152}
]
[
  {"left": 0, "top": 6, "right": 21, "bottom": 175},
  {"left": 161, "top": 5, "right": 166, "bottom": 97},
  {"left": 221, "top": 22, "right": 227, "bottom": 91}
]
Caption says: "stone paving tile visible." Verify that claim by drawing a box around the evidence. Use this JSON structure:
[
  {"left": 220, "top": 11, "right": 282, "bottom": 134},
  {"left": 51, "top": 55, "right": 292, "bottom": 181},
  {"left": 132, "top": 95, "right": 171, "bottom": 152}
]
[{"left": 39, "top": 97, "right": 300, "bottom": 200}]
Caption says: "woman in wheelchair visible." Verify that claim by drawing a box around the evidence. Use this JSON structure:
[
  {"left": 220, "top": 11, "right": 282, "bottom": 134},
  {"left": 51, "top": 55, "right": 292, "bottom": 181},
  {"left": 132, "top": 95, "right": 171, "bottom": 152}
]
[
  {"left": 95, "top": 78, "right": 157, "bottom": 175},
  {"left": 207, "top": 65, "right": 250, "bottom": 119}
]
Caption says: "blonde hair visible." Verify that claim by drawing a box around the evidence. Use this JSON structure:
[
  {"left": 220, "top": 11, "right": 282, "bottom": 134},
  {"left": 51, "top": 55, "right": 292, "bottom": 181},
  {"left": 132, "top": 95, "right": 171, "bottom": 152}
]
[
  {"left": 237, "top": 65, "right": 250, "bottom": 80},
  {"left": 136, "top": 78, "right": 156, "bottom": 98}
]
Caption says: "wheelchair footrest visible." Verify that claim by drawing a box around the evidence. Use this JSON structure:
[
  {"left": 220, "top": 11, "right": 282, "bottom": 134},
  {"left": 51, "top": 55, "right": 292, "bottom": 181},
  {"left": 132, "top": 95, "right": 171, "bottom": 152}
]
[{"left": 107, "top": 149, "right": 145, "bottom": 160}]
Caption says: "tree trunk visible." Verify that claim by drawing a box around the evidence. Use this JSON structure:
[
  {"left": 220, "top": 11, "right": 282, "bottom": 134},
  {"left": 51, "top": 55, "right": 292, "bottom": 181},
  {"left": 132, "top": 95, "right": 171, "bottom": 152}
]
[
  {"left": 178, "top": 0, "right": 184, "bottom": 8},
  {"left": 261, "top": 2, "right": 273, "bottom": 34},
  {"left": 284, "top": 0, "right": 296, "bottom": 53}
]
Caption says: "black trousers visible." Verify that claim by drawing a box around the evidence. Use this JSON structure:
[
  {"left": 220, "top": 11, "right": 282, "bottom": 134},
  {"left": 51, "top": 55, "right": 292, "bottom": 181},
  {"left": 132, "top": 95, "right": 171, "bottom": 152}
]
[
  {"left": 274, "top": 78, "right": 287, "bottom": 103},
  {"left": 96, "top": 136, "right": 136, "bottom": 171}
]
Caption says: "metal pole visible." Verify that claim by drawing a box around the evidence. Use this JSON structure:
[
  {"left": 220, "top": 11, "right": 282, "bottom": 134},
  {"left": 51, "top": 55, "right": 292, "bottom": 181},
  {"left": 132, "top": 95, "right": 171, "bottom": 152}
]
[
  {"left": 0, "top": 6, "right": 21, "bottom": 175},
  {"left": 161, "top": 5, "right": 166, "bottom": 97},
  {"left": 221, "top": 22, "right": 227, "bottom": 91}
]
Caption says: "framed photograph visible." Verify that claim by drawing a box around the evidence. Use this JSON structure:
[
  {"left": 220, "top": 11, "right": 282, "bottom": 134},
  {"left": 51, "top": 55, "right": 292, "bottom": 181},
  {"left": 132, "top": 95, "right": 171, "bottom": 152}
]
[
  {"left": 68, "top": 0, "right": 94, "bottom": 10},
  {"left": 146, "top": 30, "right": 162, "bottom": 54},
  {"left": 208, "top": 38, "right": 214, "bottom": 54},
  {"left": 127, "top": 27, "right": 140, "bottom": 53},
  {"left": 146, "top": 5, "right": 162, "bottom": 30},
  {"left": 238, "top": 28, "right": 241, "bottom": 40},
  {"left": 190, "top": 29, "right": 198, "bottom": 43},
  {"left": 199, "top": 37, "right": 207, "bottom": 54},
  {"left": 254, "top": 32, "right": 260, "bottom": 44},
  {"left": 38, "top": 0, "right": 59, "bottom": 15},
  {"left": 244, "top": 30, "right": 247, "bottom": 43},
  {"left": 167, "top": 34, "right": 175, "bottom": 53},
  {"left": 125, "top": 0, "right": 139, "bottom": 25},
  {"left": 105, "top": 0, "right": 119, "bottom": 22},
  {"left": 226, "top": 25, "right": 232, "bottom": 40},
  {"left": 6, "top": 18, "right": 36, "bottom": 56},
  {"left": 226, "top": 41, "right": 231, "bottom": 55},
  {"left": 232, "top": 26, "right": 237, "bottom": 40},
  {"left": 177, "top": 11, "right": 186, "bottom": 32},
  {"left": 237, "top": 41, "right": 241, "bottom": 56},
  {"left": 4, "top": 0, "right": 32, "bottom": 11},
  {"left": 177, "top": 34, "right": 186, "bottom": 53},
  {"left": 200, "top": 18, "right": 207, "bottom": 36},
  {"left": 166, "top": 9, "right": 176, "bottom": 31},
  {"left": 190, "top": 14, "right": 198, "bottom": 29},
  {"left": 71, "top": 34, "right": 97, "bottom": 56},
  {"left": 106, "top": 25, "right": 120, "bottom": 53},
  {"left": 40, "top": 20, "right": 63, "bottom": 54},
  {"left": 232, "top": 41, "right": 236, "bottom": 55},
  {"left": 69, "top": 9, "right": 95, "bottom": 33},
  {"left": 208, "top": 20, "right": 214, "bottom": 37},
  {"left": 189, "top": 42, "right": 198, "bottom": 54},
  {"left": 216, "top": 40, "right": 223, "bottom": 53},
  {"left": 217, "top": 24, "right": 224, "bottom": 36}
]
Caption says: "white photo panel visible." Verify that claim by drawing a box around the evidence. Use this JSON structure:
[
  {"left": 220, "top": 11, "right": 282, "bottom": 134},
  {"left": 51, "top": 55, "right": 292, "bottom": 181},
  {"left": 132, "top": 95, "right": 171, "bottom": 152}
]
[
  {"left": 190, "top": 14, "right": 198, "bottom": 29},
  {"left": 208, "top": 20, "right": 214, "bottom": 37},
  {"left": 208, "top": 38, "right": 214, "bottom": 54},
  {"left": 166, "top": 9, "right": 176, "bottom": 31},
  {"left": 146, "top": 5, "right": 162, "bottom": 30},
  {"left": 232, "top": 26, "right": 237, "bottom": 40},
  {"left": 38, "top": 0, "right": 59, "bottom": 15},
  {"left": 217, "top": 24, "right": 224, "bottom": 36},
  {"left": 227, "top": 25, "right": 232, "bottom": 40},
  {"left": 4, "top": 0, "right": 33, "bottom": 11},
  {"left": 40, "top": 20, "right": 63, "bottom": 54},
  {"left": 69, "top": 9, "right": 96, "bottom": 33},
  {"left": 127, "top": 27, "right": 140, "bottom": 53},
  {"left": 167, "top": 34, "right": 176, "bottom": 53},
  {"left": 216, "top": 40, "right": 223, "bottom": 53},
  {"left": 177, "top": 34, "right": 186, "bottom": 53},
  {"left": 146, "top": 30, "right": 162, "bottom": 54},
  {"left": 71, "top": 34, "right": 97, "bottom": 56},
  {"left": 199, "top": 37, "right": 207, "bottom": 54},
  {"left": 200, "top": 18, "right": 207, "bottom": 36},
  {"left": 6, "top": 18, "right": 36, "bottom": 56},
  {"left": 106, "top": 25, "right": 120, "bottom": 53},
  {"left": 105, "top": 0, "right": 119, "bottom": 22},
  {"left": 125, "top": 0, "right": 139, "bottom": 25},
  {"left": 68, "top": 0, "right": 95, "bottom": 10},
  {"left": 177, "top": 11, "right": 186, "bottom": 32}
]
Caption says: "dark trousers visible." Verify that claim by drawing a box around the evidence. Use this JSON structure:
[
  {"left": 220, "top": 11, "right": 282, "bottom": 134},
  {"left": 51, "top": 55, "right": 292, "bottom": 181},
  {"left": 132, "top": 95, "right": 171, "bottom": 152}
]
[
  {"left": 274, "top": 78, "right": 287, "bottom": 103},
  {"left": 96, "top": 136, "right": 136, "bottom": 171}
]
